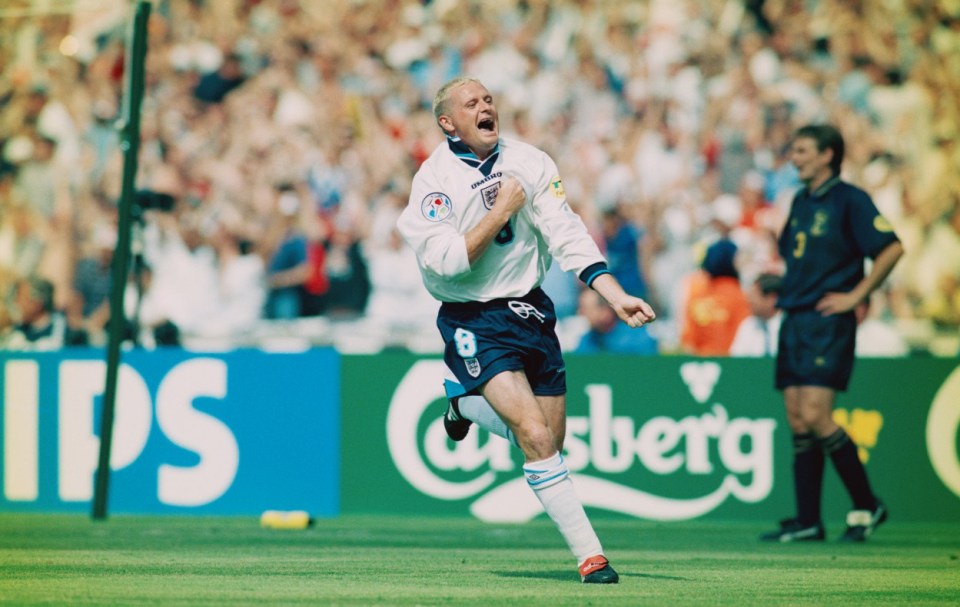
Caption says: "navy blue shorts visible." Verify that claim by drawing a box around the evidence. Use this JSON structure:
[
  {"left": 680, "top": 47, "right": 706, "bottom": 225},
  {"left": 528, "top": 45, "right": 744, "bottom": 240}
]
[
  {"left": 776, "top": 309, "right": 856, "bottom": 391},
  {"left": 437, "top": 288, "right": 566, "bottom": 396}
]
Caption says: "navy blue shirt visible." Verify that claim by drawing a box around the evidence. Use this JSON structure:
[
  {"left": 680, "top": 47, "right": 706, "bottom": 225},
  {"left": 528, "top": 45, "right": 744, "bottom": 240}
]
[
  {"left": 605, "top": 222, "right": 647, "bottom": 299},
  {"left": 575, "top": 323, "right": 658, "bottom": 355},
  {"left": 777, "top": 177, "right": 899, "bottom": 311}
]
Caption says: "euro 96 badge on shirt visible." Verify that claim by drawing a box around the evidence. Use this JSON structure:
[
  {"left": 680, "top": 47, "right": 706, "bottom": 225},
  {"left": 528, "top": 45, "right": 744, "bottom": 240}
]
[{"left": 421, "top": 192, "right": 452, "bottom": 222}]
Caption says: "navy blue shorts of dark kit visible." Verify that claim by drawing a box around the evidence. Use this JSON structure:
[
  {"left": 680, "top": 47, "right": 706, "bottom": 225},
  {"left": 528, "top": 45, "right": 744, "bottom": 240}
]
[
  {"left": 437, "top": 287, "right": 566, "bottom": 396},
  {"left": 776, "top": 308, "right": 856, "bottom": 391}
]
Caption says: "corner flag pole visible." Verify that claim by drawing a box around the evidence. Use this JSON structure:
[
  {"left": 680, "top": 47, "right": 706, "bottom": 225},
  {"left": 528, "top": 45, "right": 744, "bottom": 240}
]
[{"left": 92, "top": 0, "right": 151, "bottom": 521}]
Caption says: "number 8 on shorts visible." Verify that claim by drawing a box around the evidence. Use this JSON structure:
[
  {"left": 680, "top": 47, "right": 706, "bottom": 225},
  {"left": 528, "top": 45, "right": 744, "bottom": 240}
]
[{"left": 453, "top": 328, "right": 477, "bottom": 358}]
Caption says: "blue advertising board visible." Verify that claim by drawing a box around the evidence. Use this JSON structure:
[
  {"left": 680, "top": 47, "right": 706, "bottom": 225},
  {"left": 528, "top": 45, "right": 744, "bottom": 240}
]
[{"left": 0, "top": 348, "right": 339, "bottom": 515}]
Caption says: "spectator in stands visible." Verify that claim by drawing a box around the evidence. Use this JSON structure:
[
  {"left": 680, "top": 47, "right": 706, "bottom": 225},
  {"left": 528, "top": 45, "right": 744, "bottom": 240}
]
[
  {"left": 300, "top": 214, "right": 333, "bottom": 318},
  {"left": 14, "top": 132, "right": 58, "bottom": 220},
  {"left": 540, "top": 261, "right": 581, "bottom": 320},
  {"left": 263, "top": 187, "right": 312, "bottom": 320},
  {"left": 202, "top": 223, "right": 267, "bottom": 337},
  {"left": 913, "top": 202, "right": 960, "bottom": 327},
  {"left": 365, "top": 226, "right": 437, "bottom": 331},
  {"left": 139, "top": 208, "right": 220, "bottom": 338},
  {"left": 321, "top": 221, "right": 371, "bottom": 319},
  {"left": 1, "top": 276, "right": 66, "bottom": 350},
  {"left": 68, "top": 223, "right": 115, "bottom": 345},
  {"left": 0, "top": 203, "right": 47, "bottom": 282},
  {"left": 737, "top": 170, "right": 772, "bottom": 232},
  {"left": 729, "top": 272, "right": 782, "bottom": 357},
  {"left": 575, "top": 288, "right": 658, "bottom": 355},
  {"left": 680, "top": 239, "right": 751, "bottom": 356},
  {"left": 193, "top": 53, "right": 247, "bottom": 104},
  {"left": 601, "top": 205, "right": 648, "bottom": 300}
]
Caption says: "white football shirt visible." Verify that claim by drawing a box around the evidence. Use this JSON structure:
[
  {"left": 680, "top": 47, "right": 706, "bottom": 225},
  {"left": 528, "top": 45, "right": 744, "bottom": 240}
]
[{"left": 397, "top": 136, "right": 605, "bottom": 303}]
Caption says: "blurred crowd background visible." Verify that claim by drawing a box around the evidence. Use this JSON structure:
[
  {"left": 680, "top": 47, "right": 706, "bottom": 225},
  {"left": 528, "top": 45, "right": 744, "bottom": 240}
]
[{"left": 1, "top": 0, "right": 958, "bottom": 356}]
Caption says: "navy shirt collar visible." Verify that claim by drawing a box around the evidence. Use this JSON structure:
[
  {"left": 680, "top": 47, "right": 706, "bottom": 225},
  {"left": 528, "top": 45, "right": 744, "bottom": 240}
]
[
  {"left": 447, "top": 136, "right": 500, "bottom": 177},
  {"left": 806, "top": 175, "right": 841, "bottom": 199}
]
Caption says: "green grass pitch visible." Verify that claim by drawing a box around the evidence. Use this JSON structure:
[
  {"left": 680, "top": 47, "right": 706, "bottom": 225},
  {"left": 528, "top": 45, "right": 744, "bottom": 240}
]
[{"left": 1, "top": 514, "right": 958, "bottom": 606}]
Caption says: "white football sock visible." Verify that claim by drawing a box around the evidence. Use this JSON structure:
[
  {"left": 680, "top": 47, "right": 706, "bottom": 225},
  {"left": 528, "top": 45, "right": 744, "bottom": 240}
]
[
  {"left": 456, "top": 395, "right": 518, "bottom": 447},
  {"left": 523, "top": 451, "right": 603, "bottom": 565}
]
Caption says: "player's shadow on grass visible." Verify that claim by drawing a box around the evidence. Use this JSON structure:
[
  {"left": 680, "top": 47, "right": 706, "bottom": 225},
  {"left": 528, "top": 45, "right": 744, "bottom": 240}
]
[{"left": 496, "top": 570, "right": 689, "bottom": 582}]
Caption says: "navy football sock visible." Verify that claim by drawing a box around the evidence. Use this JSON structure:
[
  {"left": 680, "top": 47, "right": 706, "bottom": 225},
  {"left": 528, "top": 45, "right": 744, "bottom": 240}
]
[
  {"left": 793, "top": 433, "right": 824, "bottom": 526},
  {"left": 820, "top": 428, "right": 876, "bottom": 511}
]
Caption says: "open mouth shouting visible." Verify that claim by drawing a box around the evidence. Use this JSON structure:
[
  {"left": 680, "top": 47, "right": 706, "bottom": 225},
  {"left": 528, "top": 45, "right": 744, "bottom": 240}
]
[{"left": 478, "top": 116, "right": 496, "bottom": 134}]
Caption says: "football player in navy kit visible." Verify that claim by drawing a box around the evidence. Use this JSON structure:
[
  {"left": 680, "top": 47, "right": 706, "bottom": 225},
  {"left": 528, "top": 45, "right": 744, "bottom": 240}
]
[
  {"left": 398, "top": 77, "right": 655, "bottom": 583},
  {"left": 760, "top": 124, "right": 903, "bottom": 543}
]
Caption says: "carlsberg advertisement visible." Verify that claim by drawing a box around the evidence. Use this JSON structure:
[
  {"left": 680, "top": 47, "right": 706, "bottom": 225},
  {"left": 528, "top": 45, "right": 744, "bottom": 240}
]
[{"left": 342, "top": 353, "right": 960, "bottom": 522}]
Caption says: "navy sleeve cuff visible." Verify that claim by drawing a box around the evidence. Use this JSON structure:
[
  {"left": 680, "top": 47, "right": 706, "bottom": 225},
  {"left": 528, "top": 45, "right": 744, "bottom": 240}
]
[{"left": 579, "top": 262, "right": 610, "bottom": 288}]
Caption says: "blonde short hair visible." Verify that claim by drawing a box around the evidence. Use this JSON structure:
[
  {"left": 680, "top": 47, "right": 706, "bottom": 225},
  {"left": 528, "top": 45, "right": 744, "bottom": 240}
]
[{"left": 432, "top": 77, "right": 483, "bottom": 123}]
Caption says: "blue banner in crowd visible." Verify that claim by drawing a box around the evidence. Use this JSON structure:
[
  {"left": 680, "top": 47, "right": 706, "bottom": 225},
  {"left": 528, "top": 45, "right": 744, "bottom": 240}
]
[{"left": 0, "top": 348, "right": 339, "bottom": 515}]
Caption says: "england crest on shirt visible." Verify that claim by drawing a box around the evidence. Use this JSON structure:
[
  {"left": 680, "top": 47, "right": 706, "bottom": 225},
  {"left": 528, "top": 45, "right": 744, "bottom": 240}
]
[{"left": 480, "top": 182, "right": 500, "bottom": 210}]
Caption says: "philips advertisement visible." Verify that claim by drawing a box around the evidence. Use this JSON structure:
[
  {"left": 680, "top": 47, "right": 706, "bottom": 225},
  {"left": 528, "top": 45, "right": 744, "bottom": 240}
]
[{"left": 0, "top": 349, "right": 340, "bottom": 515}]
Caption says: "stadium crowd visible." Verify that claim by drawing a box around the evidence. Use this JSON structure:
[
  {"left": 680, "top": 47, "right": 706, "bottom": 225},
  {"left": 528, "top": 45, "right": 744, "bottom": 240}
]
[{"left": 1, "top": 0, "right": 958, "bottom": 355}]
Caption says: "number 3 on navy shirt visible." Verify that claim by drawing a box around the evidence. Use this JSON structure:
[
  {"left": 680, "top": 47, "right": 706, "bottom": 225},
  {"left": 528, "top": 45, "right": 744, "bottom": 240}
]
[{"left": 793, "top": 231, "right": 807, "bottom": 258}]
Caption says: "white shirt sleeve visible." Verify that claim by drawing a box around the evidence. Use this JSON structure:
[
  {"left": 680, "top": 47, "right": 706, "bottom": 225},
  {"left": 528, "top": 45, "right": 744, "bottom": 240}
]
[
  {"left": 528, "top": 153, "right": 605, "bottom": 276},
  {"left": 397, "top": 165, "right": 471, "bottom": 280}
]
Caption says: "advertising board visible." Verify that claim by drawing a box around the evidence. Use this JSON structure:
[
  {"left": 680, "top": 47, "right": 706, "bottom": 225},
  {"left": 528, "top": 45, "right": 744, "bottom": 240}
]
[
  {"left": 342, "top": 353, "right": 960, "bottom": 522},
  {"left": 1, "top": 349, "right": 340, "bottom": 515}
]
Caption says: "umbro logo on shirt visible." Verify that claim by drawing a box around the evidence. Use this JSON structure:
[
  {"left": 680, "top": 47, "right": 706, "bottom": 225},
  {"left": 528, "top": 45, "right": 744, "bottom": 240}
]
[{"left": 471, "top": 171, "right": 502, "bottom": 190}]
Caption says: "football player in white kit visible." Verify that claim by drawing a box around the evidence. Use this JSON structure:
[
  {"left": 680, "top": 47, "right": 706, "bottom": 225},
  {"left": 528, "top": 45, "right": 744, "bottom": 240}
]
[{"left": 397, "top": 77, "right": 656, "bottom": 584}]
